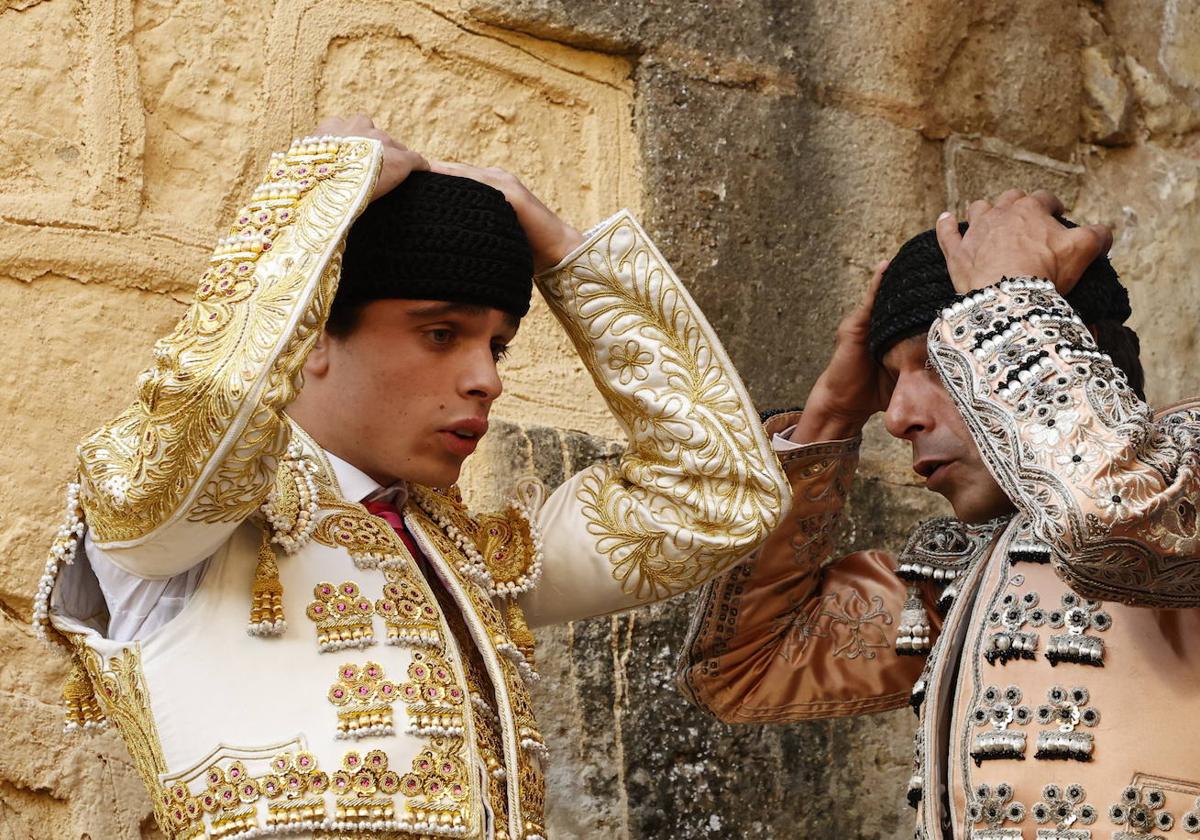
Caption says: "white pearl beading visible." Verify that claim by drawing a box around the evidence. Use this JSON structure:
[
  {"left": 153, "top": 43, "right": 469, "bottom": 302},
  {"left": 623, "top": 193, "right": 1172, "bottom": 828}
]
[
  {"left": 470, "top": 692, "right": 500, "bottom": 725},
  {"left": 261, "top": 443, "right": 319, "bottom": 555},
  {"left": 33, "top": 482, "right": 84, "bottom": 641},
  {"left": 383, "top": 628, "right": 442, "bottom": 648},
  {"left": 335, "top": 723, "right": 394, "bottom": 740},
  {"left": 318, "top": 638, "right": 375, "bottom": 654},
  {"left": 496, "top": 641, "right": 540, "bottom": 684},
  {"left": 519, "top": 725, "right": 549, "bottom": 759},
  {"left": 200, "top": 815, "right": 470, "bottom": 838},
  {"left": 496, "top": 499, "right": 545, "bottom": 599},
  {"left": 405, "top": 722, "right": 466, "bottom": 738},
  {"left": 940, "top": 277, "right": 1058, "bottom": 322},
  {"left": 246, "top": 619, "right": 288, "bottom": 637},
  {"left": 63, "top": 720, "right": 108, "bottom": 735},
  {"left": 997, "top": 358, "right": 1051, "bottom": 401},
  {"left": 417, "top": 495, "right": 545, "bottom": 600}
]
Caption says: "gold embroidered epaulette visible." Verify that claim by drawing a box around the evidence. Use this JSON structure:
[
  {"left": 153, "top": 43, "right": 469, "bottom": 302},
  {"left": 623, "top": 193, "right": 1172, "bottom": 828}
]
[{"left": 410, "top": 482, "right": 546, "bottom": 680}]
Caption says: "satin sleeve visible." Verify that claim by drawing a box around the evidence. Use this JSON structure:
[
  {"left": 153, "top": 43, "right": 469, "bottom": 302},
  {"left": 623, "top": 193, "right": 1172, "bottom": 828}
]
[{"left": 514, "top": 212, "right": 791, "bottom": 626}]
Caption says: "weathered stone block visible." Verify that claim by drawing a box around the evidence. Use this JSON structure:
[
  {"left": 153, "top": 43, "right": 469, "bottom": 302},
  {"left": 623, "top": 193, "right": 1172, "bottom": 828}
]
[
  {"left": 1081, "top": 43, "right": 1136, "bottom": 146},
  {"left": 944, "top": 134, "right": 1084, "bottom": 216}
]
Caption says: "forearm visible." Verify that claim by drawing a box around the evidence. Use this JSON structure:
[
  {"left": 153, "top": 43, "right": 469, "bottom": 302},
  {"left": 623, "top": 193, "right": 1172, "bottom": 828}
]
[
  {"left": 678, "top": 421, "right": 925, "bottom": 721},
  {"left": 519, "top": 212, "right": 790, "bottom": 624},
  {"left": 787, "top": 394, "right": 871, "bottom": 445}
]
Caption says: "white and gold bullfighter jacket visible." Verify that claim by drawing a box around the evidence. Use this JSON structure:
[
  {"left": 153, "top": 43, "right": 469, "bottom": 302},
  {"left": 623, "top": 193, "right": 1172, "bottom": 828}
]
[
  {"left": 33, "top": 136, "right": 789, "bottom": 840},
  {"left": 679, "top": 279, "right": 1200, "bottom": 839}
]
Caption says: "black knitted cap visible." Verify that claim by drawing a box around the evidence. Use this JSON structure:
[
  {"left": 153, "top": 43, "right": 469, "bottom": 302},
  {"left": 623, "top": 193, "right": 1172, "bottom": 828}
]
[
  {"left": 337, "top": 171, "right": 534, "bottom": 320},
  {"left": 867, "top": 219, "right": 1130, "bottom": 360}
]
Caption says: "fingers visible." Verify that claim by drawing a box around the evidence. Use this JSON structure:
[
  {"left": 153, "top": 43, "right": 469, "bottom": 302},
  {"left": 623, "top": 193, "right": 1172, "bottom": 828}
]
[
  {"left": 993, "top": 188, "right": 1026, "bottom": 209},
  {"left": 1029, "top": 189, "right": 1065, "bottom": 217},
  {"left": 1055, "top": 223, "right": 1113, "bottom": 294},
  {"left": 965, "top": 199, "right": 992, "bottom": 227},
  {"left": 401, "top": 149, "right": 430, "bottom": 172},
  {"left": 861, "top": 259, "right": 888, "bottom": 307},
  {"left": 312, "top": 113, "right": 390, "bottom": 141},
  {"left": 1084, "top": 222, "right": 1113, "bottom": 255}
]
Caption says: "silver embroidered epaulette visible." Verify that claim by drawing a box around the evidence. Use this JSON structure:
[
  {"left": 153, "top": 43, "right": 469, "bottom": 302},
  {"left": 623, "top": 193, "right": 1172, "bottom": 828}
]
[{"left": 895, "top": 516, "right": 1005, "bottom": 656}]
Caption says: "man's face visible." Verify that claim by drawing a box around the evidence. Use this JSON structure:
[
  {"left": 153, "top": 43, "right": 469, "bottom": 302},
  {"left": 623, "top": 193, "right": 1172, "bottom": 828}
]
[
  {"left": 880, "top": 336, "right": 1015, "bottom": 524},
  {"left": 304, "top": 299, "right": 518, "bottom": 488}
]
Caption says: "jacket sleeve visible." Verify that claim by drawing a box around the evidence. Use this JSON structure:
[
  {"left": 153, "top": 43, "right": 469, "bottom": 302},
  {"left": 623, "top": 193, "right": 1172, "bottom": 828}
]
[
  {"left": 674, "top": 413, "right": 932, "bottom": 723},
  {"left": 72, "top": 136, "right": 382, "bottom": 579},
  {"left": 513, "top": 212, "right": 791, "bottom": 627},
  {"left": 929, "top": 277, "right": 1200, "bottom": 607}
]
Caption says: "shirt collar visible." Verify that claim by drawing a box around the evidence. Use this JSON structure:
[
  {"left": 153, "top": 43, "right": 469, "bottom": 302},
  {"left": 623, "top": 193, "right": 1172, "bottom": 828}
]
[{"left": 323, "top": 450, "right": 408, "bottom": 506}]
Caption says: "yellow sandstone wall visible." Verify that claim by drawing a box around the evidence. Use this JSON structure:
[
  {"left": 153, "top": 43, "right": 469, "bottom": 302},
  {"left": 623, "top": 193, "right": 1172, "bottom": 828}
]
[
  {"left": 6, "top": 1, "right": 1200, "bottom": 838},
  {"left": 0, "top": 1, "right": 636, "bottom": 836}
]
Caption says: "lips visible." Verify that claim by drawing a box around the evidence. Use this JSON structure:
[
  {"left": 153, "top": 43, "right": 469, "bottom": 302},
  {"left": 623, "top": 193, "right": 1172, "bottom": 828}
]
[
  {"left": 913, "top": 458, "right": 955, "bottom": 487},
  {"left": 438, "top": 417, "right": 489, "bottom": 458}
]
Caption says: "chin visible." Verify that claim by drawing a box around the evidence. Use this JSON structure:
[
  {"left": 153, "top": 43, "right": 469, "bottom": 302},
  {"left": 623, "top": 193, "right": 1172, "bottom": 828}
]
[
  {"left": 949, "top": 494, "right": 1017, "bottom": 525},
  {"left": 405, "top": 460, "right": 464, "bottom": 489}
]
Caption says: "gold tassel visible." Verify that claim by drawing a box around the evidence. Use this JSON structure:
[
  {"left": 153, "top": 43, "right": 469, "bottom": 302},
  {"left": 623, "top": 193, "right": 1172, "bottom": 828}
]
[
  {"left": 62, "top": 659, "right": 106, "bottom": 732},
  {"left": 248, "top": 530, "right": 286, "bottom": 636},
  {"left": 502, "top": 601, "right": 537, "bottom": 666}
]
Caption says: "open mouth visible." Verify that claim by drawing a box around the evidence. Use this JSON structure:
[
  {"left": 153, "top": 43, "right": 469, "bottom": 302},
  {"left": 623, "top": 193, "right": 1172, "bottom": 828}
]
[
  {"left": 438, "top": 417, "right": 489, "bottom": 457},
  {"left": 914, "top": 459, "right": 953, "bottom": 484}
]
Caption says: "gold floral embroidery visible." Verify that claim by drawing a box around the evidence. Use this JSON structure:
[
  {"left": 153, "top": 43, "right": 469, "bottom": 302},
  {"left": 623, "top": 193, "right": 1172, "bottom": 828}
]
[
  {"left": 399, "top": 651, "right": 468, "bottom": 738},
  {"left": 608, "top": 338, "right": 653, "bottom": 384},
  {"left": 162, "top": 750, "right": 329, "bottom": 837},
  {"left": 314, "top": 503, "right": 413, "bottom": 567},
  {"left": 405, "top": 505, "right": 544, "bottom": 835},
  {"left": 393, "top": 651, "right": 474, "bottom": 832},
  {"left": 78, "top": 137, "right": 380, "bottom": 544},
  {"left": 377, "top": 565, "right": 444, "bottom": 649},
  {"left": 75, "top": 643, "right": 173, "bottom": 833},
  {"left": 306, "top": 581, "right": 376, "bottom": 652},
  {"left": 159, "top": 744, "right": 479, "bottom": 838},
  {"left": 537, "top": 213, "right": 788, "bottom": 601},
  {"left": 474, "top": 509, "right": 539, "bottom": 592},
  {"left": 328, "top": 661, "right": 399, "bottom": 740}
]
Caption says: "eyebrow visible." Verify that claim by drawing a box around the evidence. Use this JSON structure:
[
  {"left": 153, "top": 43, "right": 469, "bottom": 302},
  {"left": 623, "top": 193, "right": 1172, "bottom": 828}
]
[{"left": 406, "top": 301, "right": 520, "bottom": 333}]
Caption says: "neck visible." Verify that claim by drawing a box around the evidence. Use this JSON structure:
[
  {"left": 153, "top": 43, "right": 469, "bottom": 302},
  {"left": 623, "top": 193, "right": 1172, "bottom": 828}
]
[{"left": 285, "top": 401, "right": 397, "bottom": 488}]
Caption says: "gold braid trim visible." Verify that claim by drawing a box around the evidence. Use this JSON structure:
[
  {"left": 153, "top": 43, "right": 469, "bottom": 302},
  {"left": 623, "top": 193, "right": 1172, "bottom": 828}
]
[{"left": 74, "top": 642, "right": 172, "bottom": 833}]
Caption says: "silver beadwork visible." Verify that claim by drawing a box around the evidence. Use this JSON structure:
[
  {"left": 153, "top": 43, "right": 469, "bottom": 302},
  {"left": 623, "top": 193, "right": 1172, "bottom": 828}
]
[
  {"left": 970, "top": 685, "right": 1031, "bottom": 766},
  {"left": 1035, "top": 685, "right": 1098, "bottom": 761}
]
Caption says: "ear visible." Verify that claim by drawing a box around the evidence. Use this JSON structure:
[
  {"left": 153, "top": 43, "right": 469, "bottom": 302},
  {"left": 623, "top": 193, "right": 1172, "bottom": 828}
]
[{"left": 303, "top": 331, "right": 332, "bottom": 379}]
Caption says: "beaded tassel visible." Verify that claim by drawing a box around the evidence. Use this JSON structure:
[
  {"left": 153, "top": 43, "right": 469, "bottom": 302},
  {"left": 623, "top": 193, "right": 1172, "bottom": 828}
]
[
  {"left": 248, "top": 531, "right": 286, "bottom": 636},
  {"left": 896, "top": 585, "right": 932, "bottom": 655},
  {"left": 501, "top": 601, "right": 536, "bottom": 664},
  {"left": 62, "top": 659, "right": 106, "bottom": 733}
]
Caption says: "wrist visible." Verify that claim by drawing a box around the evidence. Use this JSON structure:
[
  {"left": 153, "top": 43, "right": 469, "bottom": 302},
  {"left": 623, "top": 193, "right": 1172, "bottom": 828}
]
[
  {"left": 788, "top": 403, "right": 869, "bottom": 444},
  {"left": 535, "top": 224, "right": 582, "bottom": 273}
]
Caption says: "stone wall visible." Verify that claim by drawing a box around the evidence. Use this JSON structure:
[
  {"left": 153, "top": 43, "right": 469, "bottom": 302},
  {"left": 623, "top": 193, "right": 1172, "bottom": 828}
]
[{"left": 1, "top": 1, "right": 1198, "bottom": 838}]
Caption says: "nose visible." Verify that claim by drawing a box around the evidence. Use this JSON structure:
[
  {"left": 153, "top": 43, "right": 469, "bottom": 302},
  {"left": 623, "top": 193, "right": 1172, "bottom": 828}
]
[
  {"left": 460, "top": 346, "right": 503, "bottom": 403},
  {"left": 883, "top": 374, "right": 930, "bottom": 440}
]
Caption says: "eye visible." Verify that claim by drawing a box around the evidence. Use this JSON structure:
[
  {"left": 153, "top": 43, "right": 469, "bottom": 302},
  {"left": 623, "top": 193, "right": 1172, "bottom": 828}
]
[
  {"left": 492, "top": 343, "right": 511, "bottom": 363},
  {"left": 427, "top": 328, "right": 454, "bottom": 346}
]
